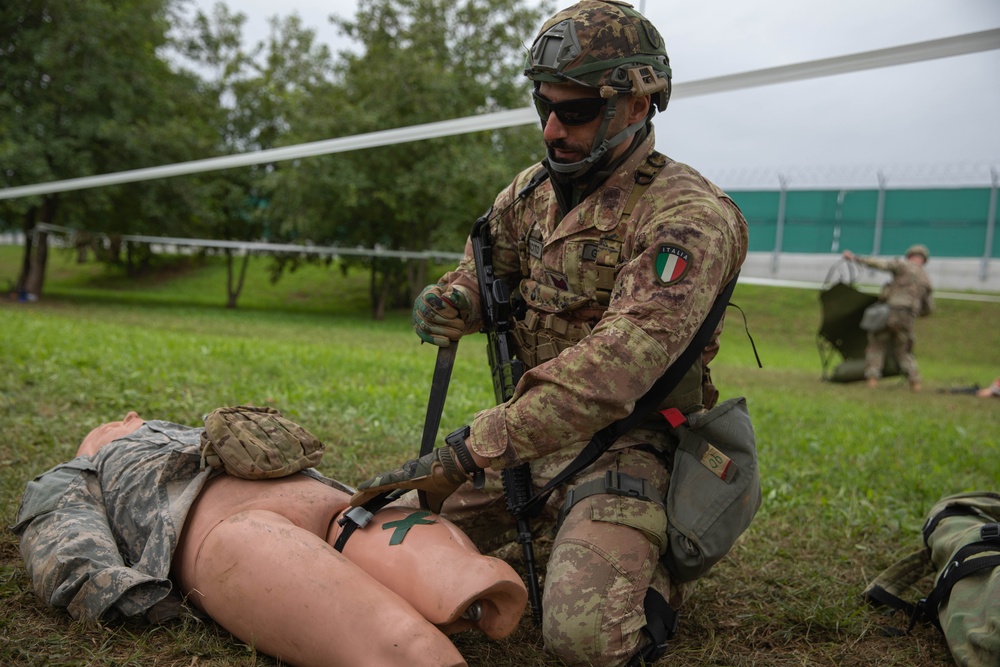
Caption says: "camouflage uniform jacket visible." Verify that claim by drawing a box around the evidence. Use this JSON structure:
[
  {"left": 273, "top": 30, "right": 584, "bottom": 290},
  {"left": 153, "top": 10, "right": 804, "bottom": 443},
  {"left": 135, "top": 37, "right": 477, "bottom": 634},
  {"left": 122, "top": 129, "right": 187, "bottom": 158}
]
[
  {"left": 857, "top": 256, "right": 934, "bottom": 317},
  {"left": 13, "top": 420, "right": 338, "bottom": 623},
  {"left": 438, "top": 131, "right": 748, "bottom": 470}
]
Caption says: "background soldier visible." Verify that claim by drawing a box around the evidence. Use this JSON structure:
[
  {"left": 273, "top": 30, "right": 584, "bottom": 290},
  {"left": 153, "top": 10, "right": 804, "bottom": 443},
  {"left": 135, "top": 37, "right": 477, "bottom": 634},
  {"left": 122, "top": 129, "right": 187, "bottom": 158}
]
[
  {"left": 843, "top": 244, "right": 934, "bottom": 391},
  {"left": 354, "top": 2, "right": 750, "bottom": 665}
]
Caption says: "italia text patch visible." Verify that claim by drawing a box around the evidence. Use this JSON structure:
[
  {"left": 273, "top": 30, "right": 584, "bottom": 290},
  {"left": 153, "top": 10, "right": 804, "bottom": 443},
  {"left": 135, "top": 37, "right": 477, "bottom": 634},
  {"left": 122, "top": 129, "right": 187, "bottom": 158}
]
[{"left": 654, "top": 245, "right": 691, "bottom": 285}]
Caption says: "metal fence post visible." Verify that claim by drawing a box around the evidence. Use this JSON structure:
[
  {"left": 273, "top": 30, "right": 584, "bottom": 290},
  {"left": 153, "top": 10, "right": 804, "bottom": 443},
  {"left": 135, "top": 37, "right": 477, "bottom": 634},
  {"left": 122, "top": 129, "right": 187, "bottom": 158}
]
[
  {"left": 982, "top": 167, "right": 998, "bottom": 282},
  {"left": 873, "top": 171, "right": 886, "bottom": 257},
  {"left": 771, "top": 174, "right": 787, "bottom": 274}
]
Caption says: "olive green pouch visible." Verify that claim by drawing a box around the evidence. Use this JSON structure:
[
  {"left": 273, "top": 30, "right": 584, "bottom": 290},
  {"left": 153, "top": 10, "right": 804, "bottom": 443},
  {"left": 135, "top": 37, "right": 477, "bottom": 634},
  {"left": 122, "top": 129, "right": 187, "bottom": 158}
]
[{"left": 663, "top": 396, "right": 762, "bottom": 582}]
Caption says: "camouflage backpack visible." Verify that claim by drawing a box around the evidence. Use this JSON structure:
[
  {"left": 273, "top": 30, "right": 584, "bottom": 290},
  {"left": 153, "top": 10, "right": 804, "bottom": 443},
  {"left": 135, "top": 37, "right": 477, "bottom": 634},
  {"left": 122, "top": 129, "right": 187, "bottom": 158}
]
[
  {"left": 200, "top": 406, "right": 325, "bottom": 479},
  {"left": 864, "top": 491, "right": 1000, "bottom": 667}
]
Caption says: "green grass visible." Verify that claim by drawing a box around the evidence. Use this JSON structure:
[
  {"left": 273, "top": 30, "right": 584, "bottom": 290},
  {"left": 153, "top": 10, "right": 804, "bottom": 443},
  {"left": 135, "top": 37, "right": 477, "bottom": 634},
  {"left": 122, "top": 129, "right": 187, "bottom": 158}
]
[{"left": 1, "top": 244, "right": 998, "bottom": 666}]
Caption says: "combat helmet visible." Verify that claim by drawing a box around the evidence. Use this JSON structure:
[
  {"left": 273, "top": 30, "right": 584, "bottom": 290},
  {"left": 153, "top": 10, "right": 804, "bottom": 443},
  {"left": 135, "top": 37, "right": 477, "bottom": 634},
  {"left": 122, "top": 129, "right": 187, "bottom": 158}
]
[
  {"left": 524, "top": 0, "right": 672, "bottom": 177},
  {"left": 905, "top": 244, "right": 930, "bottom": 262}
]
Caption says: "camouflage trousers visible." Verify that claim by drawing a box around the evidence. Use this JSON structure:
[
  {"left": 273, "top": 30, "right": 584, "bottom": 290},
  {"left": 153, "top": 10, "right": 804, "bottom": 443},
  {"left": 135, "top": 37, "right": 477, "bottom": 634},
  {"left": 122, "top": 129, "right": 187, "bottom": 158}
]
[
  {"left": 865, "top": 312, "right": 919, "bottom": 383},
  {"left": 414, "top": 437, "right": 695, "bottom": 667}
]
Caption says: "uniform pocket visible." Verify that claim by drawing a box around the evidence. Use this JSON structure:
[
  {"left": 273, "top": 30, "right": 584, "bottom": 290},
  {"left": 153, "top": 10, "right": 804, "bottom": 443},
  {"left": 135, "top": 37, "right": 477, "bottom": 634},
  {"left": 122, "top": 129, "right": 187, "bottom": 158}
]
[
  {"left": 590, "top": 493, "right": 668, "bottom": 554},
  {"left": 13, "top": 458, "right": 97, "bottom": 532}
]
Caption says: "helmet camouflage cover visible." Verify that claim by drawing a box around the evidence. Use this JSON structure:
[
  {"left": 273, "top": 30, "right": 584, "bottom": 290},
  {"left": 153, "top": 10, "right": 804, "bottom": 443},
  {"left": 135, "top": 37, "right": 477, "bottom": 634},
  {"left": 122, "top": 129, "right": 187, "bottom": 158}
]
[{"left": 524, "top": 0, "right": 672, "bottom": 111}]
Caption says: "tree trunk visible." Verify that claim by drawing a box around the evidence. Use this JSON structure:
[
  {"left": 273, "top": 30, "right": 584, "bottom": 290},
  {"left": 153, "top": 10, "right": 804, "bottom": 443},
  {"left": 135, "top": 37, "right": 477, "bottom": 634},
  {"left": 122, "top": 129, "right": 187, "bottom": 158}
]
[
  {"left": 407, "top": 258, "right": 428, "bottom": 304},
  {"left": 24, "top": 230, "right": 49, "bottom": 300},
  {"left": 23, "top": 196, "right": 58, "bottom": 300},
  {"left": 225, "top": 249, "right": 251, "bottom": 309},
  {"left": 15, "top": 207, "right": 36, "bottom": 298},
  {"left": 370, "top": 263, "right": 388, "bottom": 321}
]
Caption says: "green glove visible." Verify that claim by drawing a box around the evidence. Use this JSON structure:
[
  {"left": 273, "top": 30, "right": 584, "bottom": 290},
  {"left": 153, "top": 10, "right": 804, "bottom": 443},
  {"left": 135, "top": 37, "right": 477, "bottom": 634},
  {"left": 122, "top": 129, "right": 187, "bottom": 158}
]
[
  {"left": 412, "top": 284, "right": 478, "bottom": 347},
  {"left": 350, "top": 446, "right": 468, "bottom": 514}
]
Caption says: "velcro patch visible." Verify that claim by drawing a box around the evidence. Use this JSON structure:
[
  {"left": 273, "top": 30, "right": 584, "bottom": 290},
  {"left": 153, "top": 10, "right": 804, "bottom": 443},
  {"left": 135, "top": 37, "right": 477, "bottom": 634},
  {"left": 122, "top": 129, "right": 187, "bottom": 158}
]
[
  {"left": 654, "top": 245, "right": 691, "bottom": 285},
  {"left": 528, "top": 234, "right": 543, "bottom": 259},
  {"left": 699, "top": 442, "right": 735, "bottom": 482}
]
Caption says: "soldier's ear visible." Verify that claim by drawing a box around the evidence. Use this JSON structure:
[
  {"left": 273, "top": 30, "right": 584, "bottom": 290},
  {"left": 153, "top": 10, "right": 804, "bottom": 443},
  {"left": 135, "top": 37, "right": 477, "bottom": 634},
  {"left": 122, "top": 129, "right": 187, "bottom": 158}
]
[{"left": 627, "top": 94, "right": 651, "bottom": 124}]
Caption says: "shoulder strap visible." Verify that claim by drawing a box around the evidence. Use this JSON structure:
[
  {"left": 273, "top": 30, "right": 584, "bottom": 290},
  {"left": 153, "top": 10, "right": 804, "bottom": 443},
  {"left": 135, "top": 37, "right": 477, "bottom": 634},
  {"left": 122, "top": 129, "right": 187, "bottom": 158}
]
[
  {"left": 917, "top": 523, "right": 1000, "bottom": 626},
  {"left": 520, "top": 271, "right": 739, "bottom": 517}
]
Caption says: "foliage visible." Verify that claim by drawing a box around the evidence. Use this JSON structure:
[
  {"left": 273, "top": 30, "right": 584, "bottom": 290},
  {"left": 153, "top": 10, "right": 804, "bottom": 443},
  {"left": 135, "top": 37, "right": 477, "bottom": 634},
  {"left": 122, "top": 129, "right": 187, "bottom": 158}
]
[
  {"left": 266, "top": 0, "right": 550, "bottom": 317},
  {"left": 1, "top": 247, "right": 998, "bottom": 665},
  {"left": 0, "top": 0, "right": 218, "bottom": 234},
  {"left": 169, "top": 4, "right": 343, "bottom": 306},
  {"left": 1, "top": 0, "right": 551, "bottom": 315}
]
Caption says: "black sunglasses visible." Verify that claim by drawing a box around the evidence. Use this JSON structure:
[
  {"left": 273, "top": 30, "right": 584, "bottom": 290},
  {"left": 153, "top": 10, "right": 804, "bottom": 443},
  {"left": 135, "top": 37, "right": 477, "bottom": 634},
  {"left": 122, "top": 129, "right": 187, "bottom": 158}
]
[{"left": 531, "top": 90, "right": 607, "bottom": 126}]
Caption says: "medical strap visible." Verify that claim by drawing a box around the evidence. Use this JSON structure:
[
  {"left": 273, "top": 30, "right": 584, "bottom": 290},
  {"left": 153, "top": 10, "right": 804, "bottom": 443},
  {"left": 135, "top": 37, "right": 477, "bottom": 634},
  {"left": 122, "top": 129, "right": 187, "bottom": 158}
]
[
  {"left": 519, "top": 271, "right": 739, "bottom": 519},
  {"left": 332, "top": 489, "right": 405, "bottom": 553}
]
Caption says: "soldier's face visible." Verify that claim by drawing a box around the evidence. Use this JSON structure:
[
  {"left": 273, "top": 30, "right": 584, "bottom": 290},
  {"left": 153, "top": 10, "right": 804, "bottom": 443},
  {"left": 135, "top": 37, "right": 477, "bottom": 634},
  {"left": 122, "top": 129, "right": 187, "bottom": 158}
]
[
  {"left": 537, "top": 81, "right": 648, "bottom": 167},
  {"left": 537, "top": 82, "right": 608, "bottom": 165}
]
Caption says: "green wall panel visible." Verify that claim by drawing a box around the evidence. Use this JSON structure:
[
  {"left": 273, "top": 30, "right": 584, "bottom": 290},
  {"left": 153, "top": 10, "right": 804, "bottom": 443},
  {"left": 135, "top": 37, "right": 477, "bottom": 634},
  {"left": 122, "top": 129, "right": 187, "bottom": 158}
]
[{"left": 729, "top": 187, "right": 996, "bottom": 258}]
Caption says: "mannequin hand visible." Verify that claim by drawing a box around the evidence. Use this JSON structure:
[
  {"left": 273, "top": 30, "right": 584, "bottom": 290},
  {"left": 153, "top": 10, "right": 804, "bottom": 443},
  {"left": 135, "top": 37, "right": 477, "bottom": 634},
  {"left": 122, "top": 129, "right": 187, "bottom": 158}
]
[
  {"left": 351, "top": 446, "right": 470, "bottom": 514},
  {"left": 412, "top": 285, "right": 478, "bottom": 347}
]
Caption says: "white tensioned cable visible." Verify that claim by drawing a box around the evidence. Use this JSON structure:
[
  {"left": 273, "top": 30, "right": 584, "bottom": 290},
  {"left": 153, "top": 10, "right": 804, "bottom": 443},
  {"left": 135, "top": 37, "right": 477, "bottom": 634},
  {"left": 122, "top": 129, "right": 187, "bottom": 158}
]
[{"left": 1, "top": 28, "right": 998, "bottom": 201}]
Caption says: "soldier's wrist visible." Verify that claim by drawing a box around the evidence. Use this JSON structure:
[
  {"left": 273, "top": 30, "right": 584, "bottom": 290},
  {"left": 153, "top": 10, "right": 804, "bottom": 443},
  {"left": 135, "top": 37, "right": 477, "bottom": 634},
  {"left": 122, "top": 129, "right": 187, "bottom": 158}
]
[{"left": 445, "top": 426, "right": 485, "bottom": 489}]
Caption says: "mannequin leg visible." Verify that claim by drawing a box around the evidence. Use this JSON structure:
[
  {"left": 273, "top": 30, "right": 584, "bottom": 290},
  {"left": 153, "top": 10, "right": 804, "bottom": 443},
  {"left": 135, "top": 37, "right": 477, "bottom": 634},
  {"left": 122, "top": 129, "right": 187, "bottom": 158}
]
[
  {"left": 331, "top": 506, "right": 528, "bottom": 638},
  {"left": 176, "top": 508, "right": 467, "bottom": 667}
]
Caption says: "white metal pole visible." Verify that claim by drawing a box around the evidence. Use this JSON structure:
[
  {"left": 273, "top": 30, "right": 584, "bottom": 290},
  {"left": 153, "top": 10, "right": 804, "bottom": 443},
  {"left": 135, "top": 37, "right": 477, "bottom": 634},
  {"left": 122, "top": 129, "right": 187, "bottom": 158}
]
[{"left": 982, "top": 167, "right": 998, "bottom": 282}]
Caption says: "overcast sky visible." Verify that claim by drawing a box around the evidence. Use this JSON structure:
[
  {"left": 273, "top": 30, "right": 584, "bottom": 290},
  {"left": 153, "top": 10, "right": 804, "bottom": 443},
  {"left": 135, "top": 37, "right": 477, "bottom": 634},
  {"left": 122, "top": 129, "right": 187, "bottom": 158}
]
[{"left": 191, "top": 0, "right": 1000, "bottom": 187}]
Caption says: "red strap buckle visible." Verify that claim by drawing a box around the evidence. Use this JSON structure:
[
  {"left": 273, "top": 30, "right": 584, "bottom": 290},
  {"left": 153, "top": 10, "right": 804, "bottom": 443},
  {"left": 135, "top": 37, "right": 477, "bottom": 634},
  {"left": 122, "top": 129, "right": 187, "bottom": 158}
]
[{"left": 659, "top": 408, "right": 687, "bottom": 428}]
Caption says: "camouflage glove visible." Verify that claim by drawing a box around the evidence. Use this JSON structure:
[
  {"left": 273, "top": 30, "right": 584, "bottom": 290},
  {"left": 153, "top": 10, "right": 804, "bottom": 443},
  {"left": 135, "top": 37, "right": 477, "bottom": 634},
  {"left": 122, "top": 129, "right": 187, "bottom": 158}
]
[
  {"left": 412, "top": 284, "right": 479, "bottom": 347},
  {"left": 350, "top": 427, "right": 484, "bottom": 514}
]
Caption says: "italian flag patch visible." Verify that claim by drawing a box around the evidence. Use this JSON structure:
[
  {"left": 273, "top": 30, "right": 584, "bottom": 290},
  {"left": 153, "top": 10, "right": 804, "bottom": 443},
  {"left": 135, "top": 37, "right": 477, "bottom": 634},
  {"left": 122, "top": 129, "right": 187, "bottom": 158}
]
[{"left": 655, "top": 245, "right": 691, "bottom": 285}]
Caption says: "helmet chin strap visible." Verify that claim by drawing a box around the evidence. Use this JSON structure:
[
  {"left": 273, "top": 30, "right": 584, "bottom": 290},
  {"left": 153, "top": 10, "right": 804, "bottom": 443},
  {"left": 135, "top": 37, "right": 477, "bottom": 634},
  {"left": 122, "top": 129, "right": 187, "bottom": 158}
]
[{"left": 547, "top": 96, "right": 648, "bottom": 179}]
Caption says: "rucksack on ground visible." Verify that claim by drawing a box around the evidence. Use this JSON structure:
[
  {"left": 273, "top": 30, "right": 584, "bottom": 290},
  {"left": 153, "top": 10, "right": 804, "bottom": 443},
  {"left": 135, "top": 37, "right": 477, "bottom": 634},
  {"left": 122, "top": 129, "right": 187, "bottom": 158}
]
[{"left": 864, "top": 491, "right": 1000, "bottom": 667}]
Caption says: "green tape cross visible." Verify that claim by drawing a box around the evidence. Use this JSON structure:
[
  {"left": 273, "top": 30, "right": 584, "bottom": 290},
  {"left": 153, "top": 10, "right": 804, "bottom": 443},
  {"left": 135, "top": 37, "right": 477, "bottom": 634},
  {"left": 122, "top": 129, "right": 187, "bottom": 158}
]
[{"left": 382, "top": 510, "right": 436, "bottom": 545}]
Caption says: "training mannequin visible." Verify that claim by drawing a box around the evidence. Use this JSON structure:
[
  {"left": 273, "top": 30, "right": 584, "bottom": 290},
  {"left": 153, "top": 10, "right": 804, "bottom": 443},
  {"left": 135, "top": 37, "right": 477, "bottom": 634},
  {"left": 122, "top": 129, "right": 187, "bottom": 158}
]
[{"left": 18, "top": 412, "right": 528, "bottom": 667}]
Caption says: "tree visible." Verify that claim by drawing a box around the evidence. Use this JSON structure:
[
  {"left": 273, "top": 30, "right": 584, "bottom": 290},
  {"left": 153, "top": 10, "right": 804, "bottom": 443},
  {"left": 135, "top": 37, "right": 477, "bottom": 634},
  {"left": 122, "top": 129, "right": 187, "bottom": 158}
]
[
  {"left": 267, "top": 0, "right": 549, "bottom": 319},
  {"left": 172, "top": 3, "right": 337, "bottom": 308},
  {"left": 0, "top": 0, "right": 218, "bottom": 297}
]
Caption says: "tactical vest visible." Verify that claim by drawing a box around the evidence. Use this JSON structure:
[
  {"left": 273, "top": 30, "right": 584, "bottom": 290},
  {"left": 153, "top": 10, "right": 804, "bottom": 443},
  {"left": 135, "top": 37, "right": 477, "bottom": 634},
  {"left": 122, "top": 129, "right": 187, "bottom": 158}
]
[{"left": 509, "top": 152, "right": 704, "bottom": 413}]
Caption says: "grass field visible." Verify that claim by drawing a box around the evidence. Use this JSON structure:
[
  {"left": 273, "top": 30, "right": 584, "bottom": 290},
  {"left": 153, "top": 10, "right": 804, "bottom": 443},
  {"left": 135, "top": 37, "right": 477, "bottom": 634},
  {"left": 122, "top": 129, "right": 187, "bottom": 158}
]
[{"left": 1, "top": 244, "right": 998, "bottom": 666}]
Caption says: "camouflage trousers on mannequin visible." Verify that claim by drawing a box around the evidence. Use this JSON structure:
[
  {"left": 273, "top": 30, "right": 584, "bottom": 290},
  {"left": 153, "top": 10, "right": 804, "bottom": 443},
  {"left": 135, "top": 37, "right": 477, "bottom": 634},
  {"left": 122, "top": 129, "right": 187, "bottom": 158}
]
[
  {"left": 866, "top": 309, "right": 919, "bottom": 384},
  {"left": 423, "top": 435, "right": 695, "bottom": 667}
]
